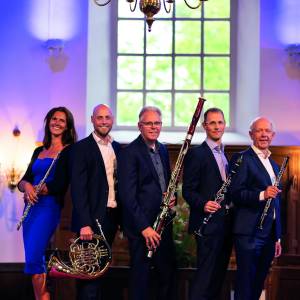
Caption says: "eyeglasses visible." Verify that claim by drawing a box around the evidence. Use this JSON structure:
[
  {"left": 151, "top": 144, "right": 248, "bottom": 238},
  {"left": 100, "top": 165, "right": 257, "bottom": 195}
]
[{"left": 140, "top": 121, "right": 162, "bottom": 127}]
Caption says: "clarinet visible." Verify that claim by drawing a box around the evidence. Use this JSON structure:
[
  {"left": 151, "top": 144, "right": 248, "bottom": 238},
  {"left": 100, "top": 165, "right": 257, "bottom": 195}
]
[
  {"left": 194, "top": 155, "right": 243, "bottom": 237},
  {"left": 258, "top": 156, "right": 289, "bottom": 230},
  {"left": 147, "top": 97, "right": 206, "bottom": 258},
  {"left": 17, "top": 153, "right": 60, "bottom": 230}
]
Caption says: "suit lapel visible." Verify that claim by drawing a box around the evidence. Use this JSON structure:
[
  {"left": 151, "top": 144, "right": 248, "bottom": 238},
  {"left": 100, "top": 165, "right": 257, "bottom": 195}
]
[
  {"left": 270, "top": 159, "right": 279, "bottom": 177},
  {"left": 248, "top": 147, "right": 273, "bottom": 185},
  {"left": 203, "top": 141, "right": 223, "bottom": 182},
  {"left": 87, "top": 134, "right": 107, "bottom": 177},
  {"left": 137, "top": 135, "right": 161, "bottom": 187}
]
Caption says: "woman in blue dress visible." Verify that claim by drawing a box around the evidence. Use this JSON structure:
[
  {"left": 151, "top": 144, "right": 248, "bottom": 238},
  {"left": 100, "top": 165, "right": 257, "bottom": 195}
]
[{"left": 18, "top": 107, "right": 77, "bottom": 300}]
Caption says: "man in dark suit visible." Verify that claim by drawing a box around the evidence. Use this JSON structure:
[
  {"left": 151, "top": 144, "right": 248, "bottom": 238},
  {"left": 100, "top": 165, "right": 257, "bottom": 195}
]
[
  {"left": 230, "top": 117, "right": 282, "bottom": 300},
  {"left": 118, "top": 106, "right": 176, "bottom": 300},
  {"left": 182, "top": 107, "right": 232, "bottom": 300},
  {"left": 71, "top": 104, "right": 121, "bottom": 300}
]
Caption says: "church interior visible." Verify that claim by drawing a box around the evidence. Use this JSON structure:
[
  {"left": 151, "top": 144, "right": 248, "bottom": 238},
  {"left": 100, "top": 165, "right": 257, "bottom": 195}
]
[{"left": 0, "top": 0, "right": 300, "bottom": 299}]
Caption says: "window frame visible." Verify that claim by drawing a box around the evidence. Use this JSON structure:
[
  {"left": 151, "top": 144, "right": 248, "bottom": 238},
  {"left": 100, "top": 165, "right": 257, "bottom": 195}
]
[{"left": 111, "top": 0, "right": 237, "bottom": 131}]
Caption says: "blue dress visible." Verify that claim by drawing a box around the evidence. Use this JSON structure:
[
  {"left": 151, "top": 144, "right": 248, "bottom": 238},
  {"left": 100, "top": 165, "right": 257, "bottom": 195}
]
[{"left": 23, "top": 158, "right": 61, "bottom": 274}]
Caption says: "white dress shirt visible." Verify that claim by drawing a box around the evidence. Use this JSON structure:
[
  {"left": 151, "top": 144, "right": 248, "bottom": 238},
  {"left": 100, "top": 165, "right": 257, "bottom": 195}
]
[
  {"left": 251, "top": 145, "right": 276, "bottom": 201},
  {"left": 93, "top": 132, "right": 117, "bottom": 208}
]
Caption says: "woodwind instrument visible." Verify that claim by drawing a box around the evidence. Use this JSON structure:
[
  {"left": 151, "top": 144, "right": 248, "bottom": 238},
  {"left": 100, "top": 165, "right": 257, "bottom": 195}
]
[
  {"left": 17, "top": 153, "right": 60, "bottom": 230},
  {"left": 258, "top": 156, "right": 289, "bottom": 230},
  {"left": 147, "top": 97, "right": 206, "bottom": 258},
  {"left": 194, "top": 155, "right": 243, "bottom": 237}
]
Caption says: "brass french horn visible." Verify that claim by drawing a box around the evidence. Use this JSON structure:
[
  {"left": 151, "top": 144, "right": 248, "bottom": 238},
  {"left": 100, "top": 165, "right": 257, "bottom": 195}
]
[{"left": 48, "top": 219, "right": 112, "bottom": 279}]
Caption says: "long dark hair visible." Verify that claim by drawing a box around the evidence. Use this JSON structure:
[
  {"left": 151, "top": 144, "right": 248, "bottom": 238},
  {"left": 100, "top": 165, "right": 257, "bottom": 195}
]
[{"left": 43, "top": 107, "right": 77, "bottom": 149}]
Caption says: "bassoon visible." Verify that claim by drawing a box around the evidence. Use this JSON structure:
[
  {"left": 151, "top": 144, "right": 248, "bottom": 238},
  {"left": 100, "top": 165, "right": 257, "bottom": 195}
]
[{"left": 147, "top": 97, "right": 206, "bottom": 258}]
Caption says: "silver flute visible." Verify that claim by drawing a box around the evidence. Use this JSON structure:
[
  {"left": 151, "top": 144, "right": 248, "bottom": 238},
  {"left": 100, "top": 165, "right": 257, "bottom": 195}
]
[
  {"left": 17, "top": 153, "right": 60, "bottom": 230},
  {"left": 258, "top": 156, "right": 289, "bottom": 230},
  {"left": 194, "top": 155, "right": 243, "bottom": 237}
]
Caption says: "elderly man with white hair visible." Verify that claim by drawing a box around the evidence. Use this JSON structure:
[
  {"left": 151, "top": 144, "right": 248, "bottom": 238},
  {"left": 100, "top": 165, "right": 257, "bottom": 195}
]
[{"left": 229, "top": 117, "right": 282, "bottom": 300}]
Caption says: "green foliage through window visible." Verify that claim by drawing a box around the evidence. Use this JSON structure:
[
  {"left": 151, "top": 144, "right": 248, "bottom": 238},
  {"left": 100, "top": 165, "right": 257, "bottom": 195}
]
[{"left": 116, "top": 1, "right": 231, "bottom": 128}]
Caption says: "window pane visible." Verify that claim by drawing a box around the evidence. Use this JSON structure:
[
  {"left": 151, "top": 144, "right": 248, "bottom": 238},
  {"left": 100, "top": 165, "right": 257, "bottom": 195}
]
[
  {"left": 205, "top": 0, "right": 230, "bottom": 18},
  {"left": 147, "top": 21, "right": 172, "bottom": 54},
  {"left": 175, "top": 21, "right": 201, "bottom": 54},
  {"left": 146, "top": 93, "right": 172, "bottom": 126},
  {"left": 204, "top": 21, "right": 230, "bottom": 54},
  {"left": 175, "top": 1, "right": 202, "bottom": 18},
  {"left": 146, "top": 57, "right": 172, "bottom": 90},
  {"left": 175, "top": 57, "right": 201, "bottom": 90},
  {"left": 204, "top": 57, "right": 229, "bottom": 90},
  {"left": 118, "top": 56, "right": 143, "bottom": 89},
  {"left": 175, "top": 93, "right": 200, "bottom": 126},
  {"left": 117, "top": 92, "right": 143, "bottom": 125},
  {"left": 203, "top": 92, "right": 230, "bottom": 125},
  {"left": 118, "top": 20, "right": 144, "bottom": 54}
]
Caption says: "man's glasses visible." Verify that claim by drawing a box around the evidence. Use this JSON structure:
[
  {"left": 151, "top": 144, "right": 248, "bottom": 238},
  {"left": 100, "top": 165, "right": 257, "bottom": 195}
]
[{"left": 140, "top": 121, "right": 162, "bottom": 127}]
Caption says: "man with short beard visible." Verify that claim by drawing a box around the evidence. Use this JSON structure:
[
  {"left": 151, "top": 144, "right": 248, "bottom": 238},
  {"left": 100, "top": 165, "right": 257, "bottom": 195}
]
[
  {"left": 71, "top": 104, "right": 121, "bottom": 300},
  {"left": 230, "top": 117, "right": 282, "bottom": 300}
]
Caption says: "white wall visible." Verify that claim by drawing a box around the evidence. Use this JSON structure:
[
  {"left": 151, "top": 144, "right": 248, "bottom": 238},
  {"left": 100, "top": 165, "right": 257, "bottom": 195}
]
[{"left": 0, "top": 0, "right": 88, "bottom": 262}]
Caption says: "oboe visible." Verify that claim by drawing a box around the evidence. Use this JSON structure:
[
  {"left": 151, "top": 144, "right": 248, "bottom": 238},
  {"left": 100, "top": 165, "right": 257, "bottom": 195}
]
[
  {"left": 147, "top": 97, "right": 206, "bottom": 258},
  {"left": 258, "top": 156, "right": 289, "bottom": 230},
  {"left": 194, "top": 155, "right": 243, "bottom": 237},
  {"left": 17, "top": 153, "right": 60, "bottom": 230}
]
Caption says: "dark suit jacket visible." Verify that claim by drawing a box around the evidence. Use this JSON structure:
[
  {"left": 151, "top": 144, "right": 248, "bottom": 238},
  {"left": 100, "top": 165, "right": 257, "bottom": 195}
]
[
  {"left": 230, "top": 147, "right": 281, "bottom": 239},
  {"left": 182, "top": 141, "right": 229, "bottom": 234},
  {"left": 118, "top": 135, "right": 171, "bottom": 238},
  {"left": 70, "top": 134, "right": 121, "bottom": 233}
]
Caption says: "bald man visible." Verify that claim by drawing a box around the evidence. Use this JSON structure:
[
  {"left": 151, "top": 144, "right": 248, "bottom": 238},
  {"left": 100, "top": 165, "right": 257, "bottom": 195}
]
[
  {"left": 71, "top": 104, "right": 121, "bottom": 300},
  {"left": 229, "top": 117, "right": 282, "bottom": 300}
]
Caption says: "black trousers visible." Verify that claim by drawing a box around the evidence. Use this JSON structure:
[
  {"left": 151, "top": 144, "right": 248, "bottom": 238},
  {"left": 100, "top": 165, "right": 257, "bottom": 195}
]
[
  {"left": 128, "top": 226, "right": 177, "bottom": 300},
  {"left": 190, "top": 228, "right": 233, "bottom": 300},
  {"left": 76, "top": 208, "right": 119, "bottom": 300}
]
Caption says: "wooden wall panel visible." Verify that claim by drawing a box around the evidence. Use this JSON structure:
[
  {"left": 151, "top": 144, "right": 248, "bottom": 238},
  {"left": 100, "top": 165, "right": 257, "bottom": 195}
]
[{"left": 48, "top": 145, "right": 300, "bottom": 300}]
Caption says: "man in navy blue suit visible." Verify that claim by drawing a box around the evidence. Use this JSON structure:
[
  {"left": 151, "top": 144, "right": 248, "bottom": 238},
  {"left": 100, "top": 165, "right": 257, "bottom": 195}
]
[
  {"left": 71, "top": 104, "right": 121, "bottom": 300},
  {"left": 182, "top": 107, "right": 232, "bottom": 300},
  {"left": 118, "top": 106, "right": 176, "bottom": 300},
  {"left": 230, "top": 117, "right": 282, "bottom": 300}
]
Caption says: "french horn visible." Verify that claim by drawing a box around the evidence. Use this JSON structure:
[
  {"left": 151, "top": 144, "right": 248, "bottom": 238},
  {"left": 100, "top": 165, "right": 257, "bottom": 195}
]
[{"left": 48, "top": 219, "right": 112, "bottom": 280}]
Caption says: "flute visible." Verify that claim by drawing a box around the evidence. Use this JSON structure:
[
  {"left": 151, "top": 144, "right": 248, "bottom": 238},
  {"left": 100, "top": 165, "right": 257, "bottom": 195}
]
[
  {"left": 17, "top": 153, "right": 60, "bottom": 230},
  {"left": 258, "top": 156, "right": 289, "bottom": 230}
]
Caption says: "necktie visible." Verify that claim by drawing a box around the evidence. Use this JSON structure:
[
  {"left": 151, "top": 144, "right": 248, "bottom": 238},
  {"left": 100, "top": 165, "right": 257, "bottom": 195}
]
[{"left": 215, "top": 146, "right": 227, "bottom": 181}]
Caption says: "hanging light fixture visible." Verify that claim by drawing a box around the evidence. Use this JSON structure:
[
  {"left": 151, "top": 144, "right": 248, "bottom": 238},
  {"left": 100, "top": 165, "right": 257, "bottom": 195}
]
[{"left": 93, "top": 0, "right": 207, "bottom": 32}]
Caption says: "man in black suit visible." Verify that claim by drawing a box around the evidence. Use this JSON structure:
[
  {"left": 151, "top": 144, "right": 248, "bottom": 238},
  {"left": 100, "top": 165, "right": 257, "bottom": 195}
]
[
  {"left": 182, "top": 107, "right": 232, "bottom": 300},
  {"left": 118, "top": 106, "right": 176, "bottom": 300},
  {"left": 71, "top": 104, "right": 121, "bottom": 300},
  {"left": 230, "top": 117, "right": 282, "bottom": 300}
]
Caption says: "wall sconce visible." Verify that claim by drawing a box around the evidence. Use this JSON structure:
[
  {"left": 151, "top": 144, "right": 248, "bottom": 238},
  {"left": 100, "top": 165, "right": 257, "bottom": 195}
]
[
  {"left": 44, "top": 39, "right": 68, "bottom": 72},
  {"left": 45, "top": 39, "right": 65, "bottom": 56},
  {"left": 5, "top": 126, "right": 22, "bottom": 192},
  {"left": 286, "top": 44, "right": 300, "bottom": 67}
]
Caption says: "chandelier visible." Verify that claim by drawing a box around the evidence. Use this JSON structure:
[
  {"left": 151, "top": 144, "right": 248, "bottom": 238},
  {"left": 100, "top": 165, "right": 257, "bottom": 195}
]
[{"left": 93, "top": 0, "right": 207, "bottom": 32}]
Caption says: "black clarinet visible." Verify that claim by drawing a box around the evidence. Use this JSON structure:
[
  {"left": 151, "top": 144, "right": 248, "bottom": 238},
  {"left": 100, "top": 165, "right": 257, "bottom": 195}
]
[{"left": 194, "top": 155, "right": 243, "bottom": 237}]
